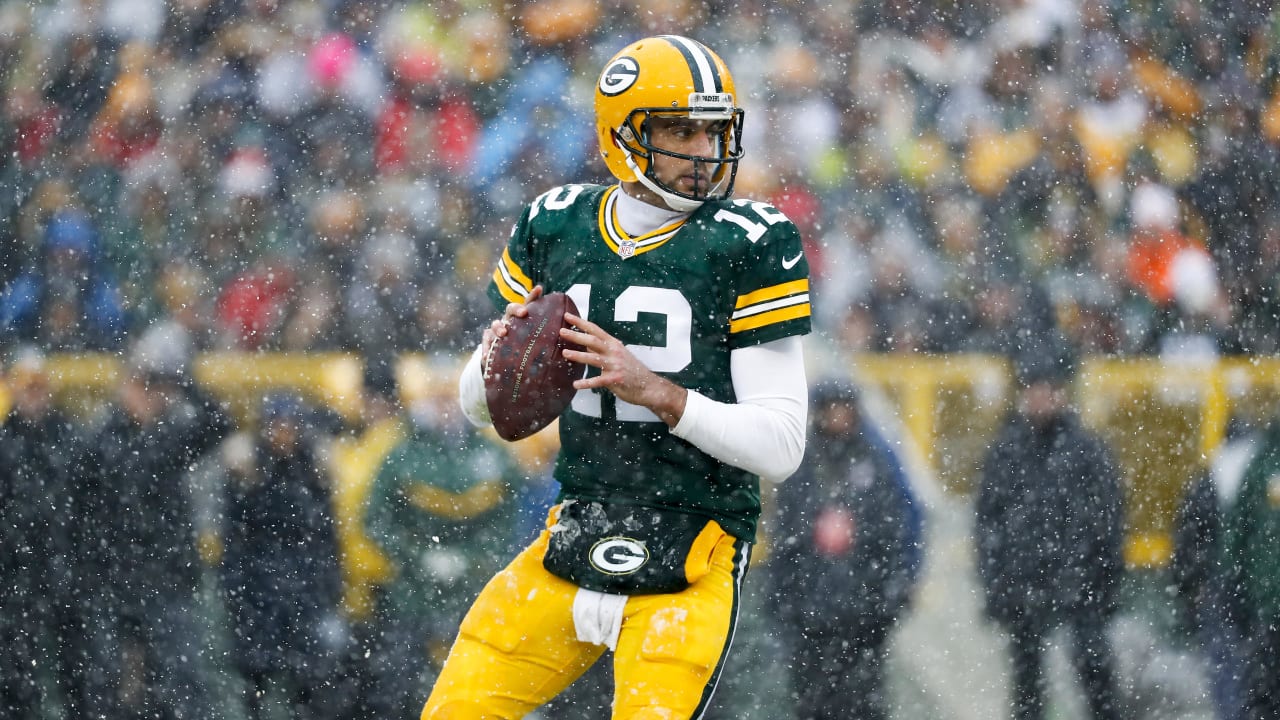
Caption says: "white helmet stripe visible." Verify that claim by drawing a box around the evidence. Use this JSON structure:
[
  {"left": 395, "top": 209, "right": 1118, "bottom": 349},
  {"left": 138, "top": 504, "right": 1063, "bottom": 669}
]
[{"left": 661, "top": 35, "right": 720, "bottom": 94}]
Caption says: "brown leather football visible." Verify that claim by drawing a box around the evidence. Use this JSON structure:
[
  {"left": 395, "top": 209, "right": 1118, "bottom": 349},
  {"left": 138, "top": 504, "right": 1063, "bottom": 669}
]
[{"left": 484, "top": 292, "right": 587, "bottom": 441}]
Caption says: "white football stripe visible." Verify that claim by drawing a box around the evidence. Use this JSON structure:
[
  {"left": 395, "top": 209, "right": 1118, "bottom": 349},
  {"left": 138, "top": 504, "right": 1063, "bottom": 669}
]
[
  {"left": 497, "top": 260, "right": 529, "bottom": 298},
  {"left": 731, "top": 293, "right": 810, "bottom": 320}
]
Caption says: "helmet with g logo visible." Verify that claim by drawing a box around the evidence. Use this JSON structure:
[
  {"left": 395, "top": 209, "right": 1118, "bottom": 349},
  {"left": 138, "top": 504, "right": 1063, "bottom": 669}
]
[{"left": 595, "top": 35, "right": 745, "bottom": 211}]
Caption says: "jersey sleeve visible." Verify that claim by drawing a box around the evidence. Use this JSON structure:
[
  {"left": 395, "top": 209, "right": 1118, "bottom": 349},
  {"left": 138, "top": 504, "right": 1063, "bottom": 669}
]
[
  {"left": 488, "top": 205, "right": 538, "bottom": 311},
  {"left": 726, "top": 202, "right": 812, "bottom": 350},
  {"left": 486, "top": 184, "right": 593, "bottom": 311}
]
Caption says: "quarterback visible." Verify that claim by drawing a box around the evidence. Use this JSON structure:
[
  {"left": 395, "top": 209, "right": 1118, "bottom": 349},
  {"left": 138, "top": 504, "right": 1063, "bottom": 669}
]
[{"left": 426, "top": 35, "right": 811, "bottom": 719}]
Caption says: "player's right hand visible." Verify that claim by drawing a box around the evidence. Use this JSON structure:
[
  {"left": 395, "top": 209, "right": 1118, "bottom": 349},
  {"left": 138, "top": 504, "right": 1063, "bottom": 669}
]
[{"left": 482, "top": 285, "right": 544, "bottom": 362}]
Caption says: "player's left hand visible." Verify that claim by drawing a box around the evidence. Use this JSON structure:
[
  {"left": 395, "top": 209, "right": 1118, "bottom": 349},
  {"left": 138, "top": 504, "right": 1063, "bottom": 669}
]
[{"left": 560, "top": 312, "right": 687, "bottom": 425}]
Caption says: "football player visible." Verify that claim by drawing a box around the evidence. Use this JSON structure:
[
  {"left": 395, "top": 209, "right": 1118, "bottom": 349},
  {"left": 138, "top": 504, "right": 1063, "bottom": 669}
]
[{"left": 427, "top": 35, "right": 811, "bottom": 720}]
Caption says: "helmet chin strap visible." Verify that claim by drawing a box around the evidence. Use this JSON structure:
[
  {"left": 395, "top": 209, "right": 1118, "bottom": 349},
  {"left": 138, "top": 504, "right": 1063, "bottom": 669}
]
[{"left": 622, "top": 146, "right": 705, "bottom": 213}]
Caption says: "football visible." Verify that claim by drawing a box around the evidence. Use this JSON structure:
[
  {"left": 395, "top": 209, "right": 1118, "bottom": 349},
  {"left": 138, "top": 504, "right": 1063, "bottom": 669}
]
[{"left": 484, "top": 292, "right": 587, "bottom": 441}]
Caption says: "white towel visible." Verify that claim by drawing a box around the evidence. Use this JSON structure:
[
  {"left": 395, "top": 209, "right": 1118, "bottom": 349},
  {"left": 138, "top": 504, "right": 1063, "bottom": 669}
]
[{"left": 572, "top": 587, "right": 628, "bottom": 651}]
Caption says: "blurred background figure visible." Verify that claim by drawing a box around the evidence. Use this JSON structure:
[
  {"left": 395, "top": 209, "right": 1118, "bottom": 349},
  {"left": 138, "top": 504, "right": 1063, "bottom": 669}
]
[
  {"left": 1172, "top": 415, "right": 1256, "bottom": 720},
  {"left": 0, "top": 200, "right": 127, "bottom": 352},
  {"left": 767, "top": 379, "right": 924, "bottom": 720},
  {"left": 1124, "top": 181, "right": 1232, "bottom": 359},
  {"left": 975, "top": 337, "right": 1125, "bottom": 720},
  {"left": 81, "top": 327, "right": 232, "bottom": 720},
  {"left": 0, "top": 349, "right": 92, "bottom": 720},
  {"left": 364, "top": 377, "right": 524, "bottom": 718},
  {"left": 1220, "top": 411, "right": 1280, "bottom": 720},
  {"left": 323, "top": 357, "right": 404, "bottom": 715},
  {"left": 219, "top": 392, "right": 346, "bottom": 720}
]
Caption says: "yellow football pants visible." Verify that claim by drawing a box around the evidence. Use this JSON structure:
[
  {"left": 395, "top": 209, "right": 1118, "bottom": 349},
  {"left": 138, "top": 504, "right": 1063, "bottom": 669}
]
[{"left": 420, "top": 519, "right": 749, "bottom": 720}]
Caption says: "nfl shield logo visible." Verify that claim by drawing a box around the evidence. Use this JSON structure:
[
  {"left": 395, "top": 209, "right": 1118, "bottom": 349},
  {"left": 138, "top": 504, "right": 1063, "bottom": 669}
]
[{"left": 618, "top": 240, "right": 637, "bottom": 259}]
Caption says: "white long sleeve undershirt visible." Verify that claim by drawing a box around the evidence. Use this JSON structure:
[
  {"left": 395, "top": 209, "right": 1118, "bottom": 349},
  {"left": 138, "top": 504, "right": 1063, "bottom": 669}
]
[
  {"left": 671, "top": 336, "right": 807, "bottom": 482},
  {"left": 456, "top": 335, "right": 807, "bottom": 483}
]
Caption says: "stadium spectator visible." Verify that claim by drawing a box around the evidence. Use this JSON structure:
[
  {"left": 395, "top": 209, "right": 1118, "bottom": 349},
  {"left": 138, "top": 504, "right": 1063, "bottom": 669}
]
[
  {"left": 81, "top": 329, "right": 232, "bottom": 720},
  {"left": 1220, "top": 413, "right": 1280, "bottom": 720},
  {"left": 0, "top": 349, "right": 94, "bottom": 719},
  {"left": 975, "top": 336, "right": 1125, "bottom": 720},
  {"left": 1, "top": 202, "right": 126, "bottom": 351},
  {"left": 219, "top": 392, "right": 347, "bottom": 720},
  {"left": 320, "top": 357, "right": 405, "bottom": 715},
  {"left": 768, "top": 379, "right": 924, "bottom": 720},
  {"left": 364, "top": 376, "right": 524, "bottom": 717},
  {"left": 342, "top": 224, "right": 423, "bottom": 358},
  {"left": 1138, "top": 184, "right": 1236, "bottom": 360},
  {"left": 1172, "top": 416, "right": 1257, "bottom": 720}
]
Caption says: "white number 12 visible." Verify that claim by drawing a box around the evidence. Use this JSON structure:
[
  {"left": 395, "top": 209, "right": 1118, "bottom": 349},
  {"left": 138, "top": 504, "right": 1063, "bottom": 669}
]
[{"left": 565, "top": 284, "right": 692, "bottom": 423}]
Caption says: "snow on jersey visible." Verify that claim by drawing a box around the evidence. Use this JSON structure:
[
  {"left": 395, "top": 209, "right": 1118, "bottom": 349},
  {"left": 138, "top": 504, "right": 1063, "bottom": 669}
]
[{"left": 488, "top": 184, "right": 811, "bottom": 540}]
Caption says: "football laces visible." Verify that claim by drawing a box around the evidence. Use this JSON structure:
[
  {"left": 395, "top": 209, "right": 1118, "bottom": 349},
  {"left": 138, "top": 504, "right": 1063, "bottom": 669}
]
[{"left": 482, "top": 319, "right": 511, "bottom": 380}]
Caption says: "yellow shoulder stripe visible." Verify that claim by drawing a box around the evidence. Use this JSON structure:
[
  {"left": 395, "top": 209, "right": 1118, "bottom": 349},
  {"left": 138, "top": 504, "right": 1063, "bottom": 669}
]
[
  {"left": 729, "top": 304, "right": 810, "bottom": 334},
  {"left": 734, "top": 278, "right": 809, "bottom": 309},
  {"left": 493, "top": 248, "right": 532, "bottom": 304}
]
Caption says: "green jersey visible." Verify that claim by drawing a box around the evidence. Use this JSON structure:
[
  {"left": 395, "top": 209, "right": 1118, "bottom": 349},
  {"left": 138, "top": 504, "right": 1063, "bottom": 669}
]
[{"left": 488, "top": 184, "right": 810, "bottom": 540}]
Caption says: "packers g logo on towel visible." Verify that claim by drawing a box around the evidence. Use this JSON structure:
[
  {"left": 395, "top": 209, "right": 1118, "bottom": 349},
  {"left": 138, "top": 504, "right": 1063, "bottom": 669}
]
[{"left": 590, "top": 537, "right": 649, "bottom": 575}]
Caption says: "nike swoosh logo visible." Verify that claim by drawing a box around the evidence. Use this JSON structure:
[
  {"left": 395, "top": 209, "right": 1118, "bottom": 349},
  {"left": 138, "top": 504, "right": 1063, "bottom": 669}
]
[{"left": 782, "top": 251, "right": 803, "bottom": 269}]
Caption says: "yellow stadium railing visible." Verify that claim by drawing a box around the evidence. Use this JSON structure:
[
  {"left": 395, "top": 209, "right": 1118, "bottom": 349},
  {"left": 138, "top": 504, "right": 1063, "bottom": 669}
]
[
  {"left": 4, "top": 352, "right": 1280, "bottom": 569},
  {"left": 854, "top": 353, "right": 1280, "bottom": 568}
]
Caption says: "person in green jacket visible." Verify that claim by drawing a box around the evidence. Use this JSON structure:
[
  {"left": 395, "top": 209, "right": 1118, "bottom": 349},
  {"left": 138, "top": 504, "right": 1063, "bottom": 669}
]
[
  {"left": 1221, "top": 417, "right": 1280, "bottom": 720},
  {"left": 1218, "top": 415, "right": 1280, "bottom": 717},
  {"left": 363, "top": 393, "right": 525, "bottom": 719}
]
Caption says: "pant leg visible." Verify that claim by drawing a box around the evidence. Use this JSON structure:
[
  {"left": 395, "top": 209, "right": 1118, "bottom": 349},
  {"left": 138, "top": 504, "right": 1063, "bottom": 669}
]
[
  {"left": 78, "top": 597, "right": 121, "bottom": 720},
  {"left": 1198, "top": 600, "right": 1248, "bottom": 720},
  {"left": 369, "top": 609, "right": 435, "bottom": 719},
  {"left": 1064, "top": 615, "right": 1121, "bottom": 720},
  {"left": 1006, "top": 619, "right": 1046, "bottom": 720},
  {"left": 844, "top": 635, "right": 891, "bottom": 720},
  {"left": 421, "top": 533, "right": 603, "bottom": 720},
  {"left": 609, "top": 535, "right": 748, "bottom": 720},
  {"left": 145, "top": 598, "right": 211, "bottom": 720},
  {"left": 1244, "top": 621, "right": 1280, "bottom": 720},
  {"left": 790, "top": 630, "right": 842, "bottom": 720},
  {"left": 243, "top": 672, "right": 270, "bottom": 720},
  {"left": 0, "top": 604, "right": 42, "bottom": 719},
  {"left": 49, "top": 603, "right": 98, "bottom": 720}
]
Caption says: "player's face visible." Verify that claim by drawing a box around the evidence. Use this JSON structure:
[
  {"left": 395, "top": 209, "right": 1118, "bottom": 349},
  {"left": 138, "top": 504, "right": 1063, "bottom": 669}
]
[{"left": 645, "top": 116, "right": 728, "bottom": 198}]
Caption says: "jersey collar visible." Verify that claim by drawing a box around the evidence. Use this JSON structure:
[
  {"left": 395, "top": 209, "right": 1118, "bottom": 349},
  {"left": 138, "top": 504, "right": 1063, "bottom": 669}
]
[{"left": 598, "top": 185, "right": 689, "bottom": 260}]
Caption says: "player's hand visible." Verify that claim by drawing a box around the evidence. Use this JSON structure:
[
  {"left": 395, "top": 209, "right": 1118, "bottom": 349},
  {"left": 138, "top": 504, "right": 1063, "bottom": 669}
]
[
  {"left": 482, "top": 285, "right": 543, "bottom": 363},
  {"left": 560, "top": 312, "right": 687, "bottom": 426}
]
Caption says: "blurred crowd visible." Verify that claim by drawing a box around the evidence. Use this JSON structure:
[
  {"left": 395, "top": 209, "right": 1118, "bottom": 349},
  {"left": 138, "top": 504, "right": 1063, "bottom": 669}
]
[
  {"left": 4, "top": 0, "right": 1280, "bottom": 719},
  {"left": 1, "top": 0, "right": 1279, "bottom": 365}
]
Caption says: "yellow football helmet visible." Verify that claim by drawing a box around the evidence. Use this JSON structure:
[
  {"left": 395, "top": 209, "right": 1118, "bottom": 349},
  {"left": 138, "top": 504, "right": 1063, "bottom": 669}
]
[{"left": 595, "top": 35, "right": 745, "bottom": 211}]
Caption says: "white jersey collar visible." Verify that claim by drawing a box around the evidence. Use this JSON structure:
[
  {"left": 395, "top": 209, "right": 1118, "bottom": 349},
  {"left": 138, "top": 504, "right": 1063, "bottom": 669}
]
[{"left": 615, "top": 184, "right": 692, "bottom": 237}]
